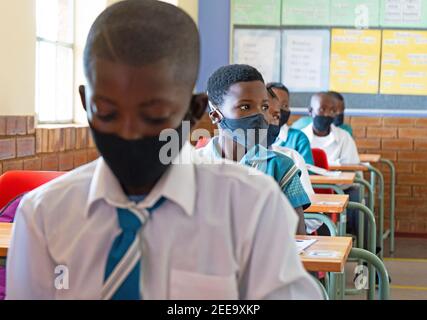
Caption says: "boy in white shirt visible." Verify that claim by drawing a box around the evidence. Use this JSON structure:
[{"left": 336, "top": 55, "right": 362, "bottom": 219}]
[
  {"left": 301, "top": 93, "right": 360, "bottom": 165},
  {"left": 6, "top": 0, "right": 321, "bottom": 300},
  {"left": 302, "top": 92, "right": 361, "bottom": 237}
]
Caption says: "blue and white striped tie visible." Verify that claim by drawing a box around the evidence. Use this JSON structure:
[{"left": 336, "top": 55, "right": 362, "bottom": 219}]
[{"left": 102, "top": 198, "right": 165, "bottom": 300}]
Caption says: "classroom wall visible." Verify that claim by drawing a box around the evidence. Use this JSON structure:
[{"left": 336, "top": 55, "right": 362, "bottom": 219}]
[
  {"left": 0, "top": 115, "right": 98, "bottom": 173},
  {"left": 0, "top": 0, "right": 36, "bottom": 116}
]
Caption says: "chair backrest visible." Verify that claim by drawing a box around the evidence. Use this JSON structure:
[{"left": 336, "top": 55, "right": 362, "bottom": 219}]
[
  {"left": 311, "top": 148, "right": 330, "bottom": 170},
  {"left": 0, "top": 170, "right": 65, "bottom": 209}
]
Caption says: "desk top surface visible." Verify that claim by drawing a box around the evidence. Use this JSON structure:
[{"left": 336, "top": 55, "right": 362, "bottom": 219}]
[
  {"left": 309, "top": 172, "right": 356, "bottom": 185},
  {"left": 305, "top": 194, "right": 349, "bottom": 214},
  {"left": 0, "top": 222, "right": 13, "bottom": 258},
  {"left": 359, "top": 154, "right": 381, "bottom": 163},
  {"left": 297, "top": 235, "right": 353, "bottom": 273}
]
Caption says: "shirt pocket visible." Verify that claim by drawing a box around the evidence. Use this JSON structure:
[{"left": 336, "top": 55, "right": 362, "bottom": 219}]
[{"left": 169, "top": 269, "right": 239, "bottom": 300}]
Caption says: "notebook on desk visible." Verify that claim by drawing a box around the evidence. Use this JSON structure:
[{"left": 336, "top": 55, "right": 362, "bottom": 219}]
[
  {"left": 306, "top": 164, "right": 342, "bottom": 177},
  {"left": 295, "top": 238, "right": 317, "bottom": 254}
]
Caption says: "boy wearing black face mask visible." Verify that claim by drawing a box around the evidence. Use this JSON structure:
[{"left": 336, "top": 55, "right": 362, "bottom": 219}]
[
  {"left": 302, "top": 93, "right": 359, "bottom": 165},
  {"left": 302, "top": 92, "right": 362, "bottom": 237},
  {"left": 266, "top": 82, "right": 314, "bottom": 165},
  {"left": 6, "top": 1, "right": 322, "bottom": 300},
  {"left": 196, "top": 64, "right": 310, "bottom": 235}
]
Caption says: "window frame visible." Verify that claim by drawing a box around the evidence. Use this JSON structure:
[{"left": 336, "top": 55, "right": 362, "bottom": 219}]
[{"left": 35, "top": 0, "right": 76, "bottom": 124}]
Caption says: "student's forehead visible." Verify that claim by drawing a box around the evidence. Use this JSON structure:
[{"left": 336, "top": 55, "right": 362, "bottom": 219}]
[
  {"left": 226, "top": 81, "right": 268, "bottom": 100},
  {"left": 90, "top": 58, "right": 183, "bottom": 93},
  {"left": 318, "top": 95, "right": 335, "bottom": 107},
  {"left": 272, "top": 88, "right": 288, "bottom": 101}
]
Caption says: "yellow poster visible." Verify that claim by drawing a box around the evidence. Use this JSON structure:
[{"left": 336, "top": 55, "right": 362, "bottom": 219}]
[
  {"left": 380, "top": 30, "right": 427, "bottom": 95},
  {"left": 329, "top": 28, "right": 381, "bottom": 94}
]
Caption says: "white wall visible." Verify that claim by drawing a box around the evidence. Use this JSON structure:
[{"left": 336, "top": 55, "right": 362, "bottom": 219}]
[{"left": 0, "top": 0, "right": 36, "bottom": 116}]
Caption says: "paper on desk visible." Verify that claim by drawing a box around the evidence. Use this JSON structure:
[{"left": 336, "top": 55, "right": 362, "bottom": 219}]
[
  {"left": 295, "top": 239, "right": 317, "bottom": 254},
  {"left": 306, "top": 164, "right": 342, "bottom": 177},
  {"left": 307, "top": 250, "right": 339, "bottom": 258}
]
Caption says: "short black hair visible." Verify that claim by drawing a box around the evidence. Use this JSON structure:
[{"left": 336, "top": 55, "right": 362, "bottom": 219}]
[
  {"left": 266, "top": 82, "right": 289, "bottom": 96},
  {"left": 327, "top": 91, "right": 344, "bottom": 102},
  {"left": 207, "top": 64, "right": 264, "bottom": 107},
  {"left": 83, "top": 0, "right": 200, "bottom": 86}
]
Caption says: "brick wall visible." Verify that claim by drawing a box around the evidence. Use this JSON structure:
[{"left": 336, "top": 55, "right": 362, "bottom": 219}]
[
  {"left": 0, "top": 116, "right": 99, "bottom": 174},
  {"left": 347, "top": 116, "right": 427, "bottom": 236},
  {"left": 194, "top": 112, "right": 427, "bottom": 235}
]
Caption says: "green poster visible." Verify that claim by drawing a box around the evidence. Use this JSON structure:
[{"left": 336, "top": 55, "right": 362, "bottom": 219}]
[
  {"left": 380, "top": 0, "right": 427, "bottom": 28},
  {"left": 282, "top": 0, "right": 331, "bottom": 26},
  {"left": 330, "top": 0, "right": 380, "bottom": 27},
  {"left": 231, "top": 0, "right": 281, "bottom": 26}
]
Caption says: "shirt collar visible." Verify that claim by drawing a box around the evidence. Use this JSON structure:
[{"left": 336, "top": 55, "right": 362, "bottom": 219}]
[
  {"left": 278, "top": 124, "right": 289, "bottom": 142},
  {"left": 86, "top": 142, "right": 196, "bottom": 218}
]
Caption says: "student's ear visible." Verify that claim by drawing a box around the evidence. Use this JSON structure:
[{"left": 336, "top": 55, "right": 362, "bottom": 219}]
[
  {"left": 308, "top": 107, "right": 313, "bottom": 117},
  {"left": 186, "top": 93, "right": 208, "bottom": 128},
  {"left": 79, "top": 85, "right": 87, "bottom": 111}
]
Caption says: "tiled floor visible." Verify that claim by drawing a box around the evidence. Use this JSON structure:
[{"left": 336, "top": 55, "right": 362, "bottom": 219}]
[{"left": 344, "top": 237, "right": 427, "bottom": 300}]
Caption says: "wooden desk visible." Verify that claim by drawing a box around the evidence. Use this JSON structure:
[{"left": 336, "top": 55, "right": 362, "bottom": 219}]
[
  {"left": 297, "top": 235, "right": 353, "bottom": 273},
  {"left": 305, "top": 194, "right": 349, "bottom": 214},
  {"left": 359, "top": 154, "right": 381, "bottom": 163},
  {"left": 328, "top": 164, "right": 369, "bottom": 172},
  {"left": 309, "top": 172, "right": 356, "bottom": 185},
  {"left": 0, "top": 222, "right": 12, "bottom": 258}
]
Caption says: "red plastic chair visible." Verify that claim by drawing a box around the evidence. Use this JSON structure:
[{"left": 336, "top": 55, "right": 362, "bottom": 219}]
[
  {"left": 0, "top": 170, "right": 65, "bottom": 209},
  {"left": 311, "top": 148, "right": 338, "bottom": 223}
]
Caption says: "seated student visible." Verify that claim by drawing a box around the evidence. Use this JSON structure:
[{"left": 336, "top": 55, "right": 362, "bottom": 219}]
[
  {"left": 291, "top": 92, "right": 353, "bottom": 137},
  {"left": 196, "top": 64, "right": 311, "bottom": 235},
  {"left": 266, "top": 82, "right": 314, "bottom": 165},
  {"left": 264, "top": 87, "right": 323, "bottom": 235},
  {"left": 328, "top": 91, "right": 353, "bottom": 136},
  {"left": 301, "top": 92, "right": 359, "bottom": 165},
  {"left": 301, "top": 92, "right": 361, "bottom": 236},
  {"left": 6, "top": 0, "right": 321, "bottom": 300}
]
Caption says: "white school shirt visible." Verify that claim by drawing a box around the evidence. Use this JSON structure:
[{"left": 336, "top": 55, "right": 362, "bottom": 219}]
[
  {"left": 6, "top": 142, "right": 322, "bottom": 300},
  {"left": 302, "top": 124, "right": 360, "bottom": 165}
]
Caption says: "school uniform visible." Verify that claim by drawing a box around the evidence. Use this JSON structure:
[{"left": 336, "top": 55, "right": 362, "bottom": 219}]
[
  {"left": 6, "top": 142, "right": 322, "bottom": 300},
  {"left": 301, "top": 124, "right": 360, "bottom": 165},
  {"left": 339, "top": 123, "right": 353, "bottom": 136},
  {"left": 274, "top": 124, "right": 314, "bottom": 165},
  {"left": 196, "top": 137, "right": 311, "bottom": 210},
  {"left": 271, "top": 145, "right": 322, "bottom": 234},
  {"left": 302, "top": 124, "right": 361, "bottom": 236}
]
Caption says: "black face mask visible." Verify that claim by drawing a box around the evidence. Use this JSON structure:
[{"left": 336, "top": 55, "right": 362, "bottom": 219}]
[
  {"left": 313, "top": 115, "right": 334, "bottom": 133},
  {"left": 90, "top": 123, "right": 185, "bottom": 190},
  {"left": 218, "top": 113, "right": 269, "bottom": 150},
  {"left": 333, "top": 113, "right": 344, "bottom": 126},
  {"left": 267, "top": 124, "right": 280, "bottom": 147},
  {"left": 279, "top": 110, "right": 291, "bottom": 127}
]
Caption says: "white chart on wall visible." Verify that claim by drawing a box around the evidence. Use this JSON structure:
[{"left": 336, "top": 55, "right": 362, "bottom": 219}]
[
  {"left": 282, "top": 29, "right": 331, "bottom": 92},
  {"left": 233, "top": 28, "right": 281, "bottom": 83}
]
